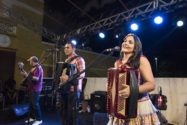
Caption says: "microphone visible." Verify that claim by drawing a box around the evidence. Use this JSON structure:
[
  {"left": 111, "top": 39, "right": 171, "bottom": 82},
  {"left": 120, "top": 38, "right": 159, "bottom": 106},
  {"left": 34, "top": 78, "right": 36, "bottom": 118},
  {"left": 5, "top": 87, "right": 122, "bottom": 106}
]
[{"left": 105, "top": 46, "right": 120, "bottom": 52}]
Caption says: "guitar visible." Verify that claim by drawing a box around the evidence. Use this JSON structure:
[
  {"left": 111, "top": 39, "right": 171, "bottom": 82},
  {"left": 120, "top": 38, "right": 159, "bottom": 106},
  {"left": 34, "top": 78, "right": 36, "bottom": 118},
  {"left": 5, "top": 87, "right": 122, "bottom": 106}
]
[
  {"left": 18, "top": 62, "right": 24, "bottom": 72},
  {"left": 59, "top": 66, "right": 68, "bottom": 87},
  {"left": 57, "top": 62, "right": 76, "bottom": 88},
  {"left": 18, "top": 62, "right": 37, "bottom": 85},
  {"left": 18, "top": 62, "right": 28, "bottom": 85}
]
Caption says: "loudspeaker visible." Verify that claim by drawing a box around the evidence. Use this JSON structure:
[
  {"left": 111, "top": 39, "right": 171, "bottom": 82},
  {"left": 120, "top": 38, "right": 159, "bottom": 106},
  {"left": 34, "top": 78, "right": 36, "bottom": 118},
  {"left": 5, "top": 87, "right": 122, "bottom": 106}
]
[
  {"left": 40, "top": 77, "right": 53, "bottom": 109},
  {"left": 91, "top": 91, "right": 107, "bottom": 113},
  {"left": 43, "top": 77, "right": 53, "bottom": 87}
]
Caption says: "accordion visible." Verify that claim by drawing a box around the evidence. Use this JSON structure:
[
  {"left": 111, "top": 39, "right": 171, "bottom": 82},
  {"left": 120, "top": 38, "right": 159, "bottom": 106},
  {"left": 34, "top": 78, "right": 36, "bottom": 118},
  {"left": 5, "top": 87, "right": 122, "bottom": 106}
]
[
  {"left": 107, "top": 68, "right": 139, "bottom": 119},
  {"left": 52, "top": 62, "right": 76, "bottom": 91}
]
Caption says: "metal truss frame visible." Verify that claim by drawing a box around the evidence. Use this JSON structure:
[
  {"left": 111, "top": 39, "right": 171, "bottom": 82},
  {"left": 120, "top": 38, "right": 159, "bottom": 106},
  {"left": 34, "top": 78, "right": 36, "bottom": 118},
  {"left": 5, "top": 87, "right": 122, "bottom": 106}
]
[
  {"left": 0, "top": 0, "right": 186, "bottom": 42},
  {"left": 61, "top": 0, "right": 185, "bottom": 40},
  {"left": 0, "top": 0, "right": 185, "bottom": 77}
]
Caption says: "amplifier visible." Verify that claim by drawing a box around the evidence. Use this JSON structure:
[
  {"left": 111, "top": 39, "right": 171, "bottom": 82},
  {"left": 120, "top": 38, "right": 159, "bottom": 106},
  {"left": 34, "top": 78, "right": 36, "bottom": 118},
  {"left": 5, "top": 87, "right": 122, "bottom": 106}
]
[
  {"left": 91, "top": 91, "right": 107, "bottom": 113},
  {"left": 43, "top": 77, "right": 53, "bottom": 85}
]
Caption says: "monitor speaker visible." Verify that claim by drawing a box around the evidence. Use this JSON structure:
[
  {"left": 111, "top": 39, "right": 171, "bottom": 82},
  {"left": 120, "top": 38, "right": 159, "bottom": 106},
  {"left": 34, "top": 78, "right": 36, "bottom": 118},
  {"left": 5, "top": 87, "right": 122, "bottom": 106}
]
[{"left": 90, "top": 91, "right": 107, "bottom": 113}]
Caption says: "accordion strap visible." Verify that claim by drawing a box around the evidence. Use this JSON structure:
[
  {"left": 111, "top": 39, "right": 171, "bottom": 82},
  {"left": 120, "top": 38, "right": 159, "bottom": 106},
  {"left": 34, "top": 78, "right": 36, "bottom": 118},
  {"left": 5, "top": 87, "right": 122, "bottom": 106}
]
[{"left": 128, "top": 69, "right": 139, "bottom": 118}]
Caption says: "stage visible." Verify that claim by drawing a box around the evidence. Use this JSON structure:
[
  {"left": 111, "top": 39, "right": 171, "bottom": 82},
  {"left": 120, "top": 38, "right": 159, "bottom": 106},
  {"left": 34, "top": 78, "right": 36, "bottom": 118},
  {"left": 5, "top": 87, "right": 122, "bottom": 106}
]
[{"left": 0, "top": 108, "right": 94, "bottom": 125}]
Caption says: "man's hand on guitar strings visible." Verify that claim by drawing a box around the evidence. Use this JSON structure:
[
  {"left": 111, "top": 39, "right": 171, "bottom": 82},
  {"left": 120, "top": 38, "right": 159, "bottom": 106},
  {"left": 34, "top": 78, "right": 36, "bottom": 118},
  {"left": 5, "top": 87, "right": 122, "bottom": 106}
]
[
  {"left": 20, "top": 71, "right": 28, "bottom": 78},
  {"left": 60, "top": 74, "right": 69, "bottom": 83}
]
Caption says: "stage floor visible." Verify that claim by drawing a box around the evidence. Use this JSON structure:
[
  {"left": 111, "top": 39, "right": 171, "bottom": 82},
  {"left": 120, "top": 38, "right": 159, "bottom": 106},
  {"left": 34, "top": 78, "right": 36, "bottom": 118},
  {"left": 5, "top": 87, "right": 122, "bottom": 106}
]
[
  {"left": 0, "top": 108, "right": 94, "bottom": 125},
  {"left": 0, "top": 107, "right": 172, "bottom": 125}
]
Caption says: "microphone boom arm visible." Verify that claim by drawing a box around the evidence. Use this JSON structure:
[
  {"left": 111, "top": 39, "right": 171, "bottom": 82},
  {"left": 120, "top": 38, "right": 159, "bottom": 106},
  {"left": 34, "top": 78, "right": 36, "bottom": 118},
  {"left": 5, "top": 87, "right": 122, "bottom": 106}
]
[{"left": 59, "top": 50, "right": 115, "bottom": 88}]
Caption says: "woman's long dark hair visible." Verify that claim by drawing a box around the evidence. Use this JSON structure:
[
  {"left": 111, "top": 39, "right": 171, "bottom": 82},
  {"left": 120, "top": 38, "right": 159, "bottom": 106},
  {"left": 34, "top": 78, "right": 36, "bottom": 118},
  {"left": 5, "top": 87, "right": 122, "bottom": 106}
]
[{"left": 120, "top": 33, "right": 143, "bottom": 69}]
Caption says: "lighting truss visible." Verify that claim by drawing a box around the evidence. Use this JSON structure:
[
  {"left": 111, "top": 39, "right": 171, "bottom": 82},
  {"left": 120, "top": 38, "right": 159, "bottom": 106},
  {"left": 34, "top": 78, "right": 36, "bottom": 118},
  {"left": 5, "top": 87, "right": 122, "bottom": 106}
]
[
  {"left": 61, "top": 0, "right": 186, "bottom": 40},
  {"left": 0, "top": 0, "right": 186, "bottom": 42}
]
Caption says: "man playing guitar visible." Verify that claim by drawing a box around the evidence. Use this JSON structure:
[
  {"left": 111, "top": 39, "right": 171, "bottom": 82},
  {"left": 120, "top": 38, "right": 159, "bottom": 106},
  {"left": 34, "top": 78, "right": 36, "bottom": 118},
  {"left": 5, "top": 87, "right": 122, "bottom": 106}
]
[
  {"left": 56, "top": 41, "right": 85, "bottom": 125},
  {"left": 20, "top": 56, "right": 43, "bottom": 125}
]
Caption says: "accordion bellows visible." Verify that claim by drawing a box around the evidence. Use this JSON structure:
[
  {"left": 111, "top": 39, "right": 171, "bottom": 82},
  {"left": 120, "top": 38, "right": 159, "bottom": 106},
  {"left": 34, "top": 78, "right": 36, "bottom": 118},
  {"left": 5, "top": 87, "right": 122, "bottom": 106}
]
[{"left": 107, "top": 68, "right": 139, "bottom": 119}]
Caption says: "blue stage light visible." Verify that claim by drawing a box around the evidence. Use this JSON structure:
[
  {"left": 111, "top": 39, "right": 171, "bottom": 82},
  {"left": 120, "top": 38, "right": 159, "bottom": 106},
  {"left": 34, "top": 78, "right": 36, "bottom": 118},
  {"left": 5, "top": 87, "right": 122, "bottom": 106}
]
[
  {"left": 99, "top": 32, "right": 105, "bottom": 39},
  {"left": 115, "top": 34, "right": 119, "bottom": 39},
  {"left": 71, "top": 39, "right": 77, "bottom": 46},
  {"left": 177, "top": 20, "right": 184, "bottom": 27},
  {"left": 154, "top": 16, "right": 163, "bottom": 24},
  {"left": 130, "top": 23, "right": 138, "bottom": 31}
]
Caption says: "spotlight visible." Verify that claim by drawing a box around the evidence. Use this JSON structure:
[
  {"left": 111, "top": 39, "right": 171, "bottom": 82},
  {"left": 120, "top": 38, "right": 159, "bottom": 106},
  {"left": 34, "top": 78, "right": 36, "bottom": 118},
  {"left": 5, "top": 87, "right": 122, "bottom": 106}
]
[
  {"left": 177, "top": 20, "right": 184, "bottom": 27},
  {"left": 99, "top": 32, "right": 105, "bottom": 39},
  {"left": 115, "top": 34, "right": 119, "bottom": 39},
  {"left": 71, "top": 39, "right": 77, "bottom": 46},
  {"left": 81, "top": 43, "right": 85, "bottom": 47},
  {"left": 113, "top": 27, "right": 122, "bottom": 39},
  {"left": 154, "top": 16, "right": 163, "bottom": 24},
  {"left": 130, "top": 23, "right": 138, "bottom": 31}
]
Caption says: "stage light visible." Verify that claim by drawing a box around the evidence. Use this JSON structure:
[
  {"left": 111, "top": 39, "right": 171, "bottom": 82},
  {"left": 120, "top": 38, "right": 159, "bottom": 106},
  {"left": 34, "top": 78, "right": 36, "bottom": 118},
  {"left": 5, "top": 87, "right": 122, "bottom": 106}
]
[
  {"left": 115, "top": 34, "right": 119, "bottom": 39},
  {"left": 71, "top": 39, "right": 77, "bottom": 46},
  {"left": 130, "top": 23, "right": 138, "bottom": 31},
  {"left": 113, "top": 26, "right": 122, "bottom": 39},
  {"left": 99, "top": 32, "right": 105, "bottom": 39},
  {"left": 177, "top": 20, "right": 184, "bottom": 27},
  {"left": 82, "top": 43, "right": 85, "bottom": 47},
  {"left": 154, "top": 16, "right": 163, "bottom": 24}
]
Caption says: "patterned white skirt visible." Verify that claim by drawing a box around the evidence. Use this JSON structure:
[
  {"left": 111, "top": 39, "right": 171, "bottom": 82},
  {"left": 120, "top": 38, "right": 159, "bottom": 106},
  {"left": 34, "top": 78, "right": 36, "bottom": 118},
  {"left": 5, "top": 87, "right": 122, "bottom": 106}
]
[{"left": 107, "top": 96, "right": 160, "bottom": 125}]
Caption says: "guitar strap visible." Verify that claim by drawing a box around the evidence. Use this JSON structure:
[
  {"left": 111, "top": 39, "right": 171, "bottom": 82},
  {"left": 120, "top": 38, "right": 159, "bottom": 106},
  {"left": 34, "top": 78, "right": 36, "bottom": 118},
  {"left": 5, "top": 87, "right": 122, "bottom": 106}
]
[
  {"left": 25, "top": 64, "right": 39, "bottom": 84},
  {"left": 66, "top": 56, "right": 80, "bottom": 63}
]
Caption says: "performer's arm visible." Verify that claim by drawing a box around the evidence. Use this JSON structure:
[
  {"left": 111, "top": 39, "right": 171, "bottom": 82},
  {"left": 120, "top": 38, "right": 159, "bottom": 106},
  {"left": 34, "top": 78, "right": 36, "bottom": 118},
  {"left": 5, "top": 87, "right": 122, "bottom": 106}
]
[
  {"left": 139, "top": 56, "right": 155, "bottom": 93},
  {"left": 32, "top": 68, "right": 40, "bottom": 81},
  {"left": 76, "top": 57, "right": 85, "bottom": 79},
  {"left": 20, "top": 70, "right": 28, "bottom": 78},
  {"left": 114, "top": 61, "right": 118, "bottom": 68},
  {"left": 32, "top": 76, "right": 39, "bottom": 81}
]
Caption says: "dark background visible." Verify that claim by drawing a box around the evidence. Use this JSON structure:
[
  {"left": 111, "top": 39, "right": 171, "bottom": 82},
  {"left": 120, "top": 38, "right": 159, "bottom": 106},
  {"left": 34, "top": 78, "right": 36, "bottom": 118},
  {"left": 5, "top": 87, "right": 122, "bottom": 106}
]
[{"left": 42, "top": 0, "right": 187, "bottom": 77}]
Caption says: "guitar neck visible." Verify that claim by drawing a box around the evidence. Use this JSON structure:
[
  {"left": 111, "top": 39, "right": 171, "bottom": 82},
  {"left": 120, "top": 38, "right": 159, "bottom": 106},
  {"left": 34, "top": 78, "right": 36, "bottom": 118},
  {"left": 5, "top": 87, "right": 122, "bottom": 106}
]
[{"left": 20, "top": 68, "right": 25, "bottom": 72}]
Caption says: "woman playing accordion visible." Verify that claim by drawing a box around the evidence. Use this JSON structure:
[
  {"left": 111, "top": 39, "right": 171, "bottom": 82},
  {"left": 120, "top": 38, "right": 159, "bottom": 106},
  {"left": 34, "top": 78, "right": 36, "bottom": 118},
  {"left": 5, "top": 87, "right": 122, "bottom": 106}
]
[{"left": 107, "top": 33, "right": 160, "bottom": 125}]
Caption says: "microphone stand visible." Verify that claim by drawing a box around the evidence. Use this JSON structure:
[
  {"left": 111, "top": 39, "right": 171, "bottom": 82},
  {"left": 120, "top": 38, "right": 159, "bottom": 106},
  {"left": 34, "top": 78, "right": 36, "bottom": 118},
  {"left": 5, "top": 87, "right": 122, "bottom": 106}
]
[
  {"left": 39, "top": 52, "right": 53, "bottom": 65},
  {"left": 60, "top": 50, "right": 114, "bottom": 90}
]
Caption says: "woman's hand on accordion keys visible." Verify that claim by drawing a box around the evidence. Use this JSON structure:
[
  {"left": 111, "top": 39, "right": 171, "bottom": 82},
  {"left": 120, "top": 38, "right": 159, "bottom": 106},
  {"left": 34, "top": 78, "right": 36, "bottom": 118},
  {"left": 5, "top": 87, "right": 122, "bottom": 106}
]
[{"left": 119, "top": 84, "right": 130, "bottom": 99}]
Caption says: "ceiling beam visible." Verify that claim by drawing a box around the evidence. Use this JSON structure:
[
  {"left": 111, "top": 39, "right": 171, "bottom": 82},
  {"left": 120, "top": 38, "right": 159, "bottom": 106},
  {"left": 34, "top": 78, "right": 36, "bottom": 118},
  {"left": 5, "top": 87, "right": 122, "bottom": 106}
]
[
  {"left": 118, "top": 0, "right": 129, "bottom": 11},
  {"left": 67, "top": 0, "right": 96, "bottom": 22},
  {"left": 61, "top": 0, "right": 185, "bottom": 40},
  {"left": 0, "top": 0, "right": 186, "bottom": 43}
]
